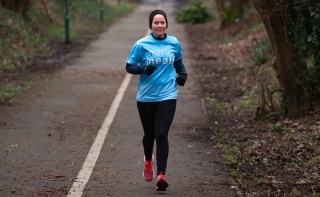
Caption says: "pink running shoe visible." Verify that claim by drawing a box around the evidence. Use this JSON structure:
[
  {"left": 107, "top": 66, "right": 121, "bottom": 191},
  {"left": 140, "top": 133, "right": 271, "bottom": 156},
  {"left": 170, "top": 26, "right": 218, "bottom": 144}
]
[
  {"left": 156, "top": 172, "right": 169, "bottom": 191},
  {"left": 143, "top": 156, "right": 154, "bottom": 181}
]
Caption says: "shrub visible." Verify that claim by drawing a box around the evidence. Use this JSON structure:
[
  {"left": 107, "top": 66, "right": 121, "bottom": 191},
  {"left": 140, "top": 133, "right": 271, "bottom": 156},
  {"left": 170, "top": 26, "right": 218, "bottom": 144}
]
[{"left": 175, "top": 0, "right": 212, "bottom": 24}]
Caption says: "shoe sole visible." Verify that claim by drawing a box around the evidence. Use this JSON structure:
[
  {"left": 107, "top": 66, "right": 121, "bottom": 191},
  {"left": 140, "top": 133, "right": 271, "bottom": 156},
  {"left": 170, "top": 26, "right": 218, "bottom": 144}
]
[{"left": 156, "top": 179, "right": 169, "bottom": 191}]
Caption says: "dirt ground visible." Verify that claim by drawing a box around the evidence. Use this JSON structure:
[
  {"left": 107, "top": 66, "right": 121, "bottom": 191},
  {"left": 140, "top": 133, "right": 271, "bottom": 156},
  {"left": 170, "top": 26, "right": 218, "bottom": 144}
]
[
  {"left": 185, "top": 10, "right": 320, "bottom": 197},
  {"left": 1, "top": 2, "right": 319, "bottom": 196}
]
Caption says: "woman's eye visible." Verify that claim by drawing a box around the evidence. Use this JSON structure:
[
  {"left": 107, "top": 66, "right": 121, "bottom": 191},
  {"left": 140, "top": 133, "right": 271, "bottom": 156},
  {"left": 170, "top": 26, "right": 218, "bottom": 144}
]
[{"left": 154, "top": 21, "right": 165, "bottom": 25}]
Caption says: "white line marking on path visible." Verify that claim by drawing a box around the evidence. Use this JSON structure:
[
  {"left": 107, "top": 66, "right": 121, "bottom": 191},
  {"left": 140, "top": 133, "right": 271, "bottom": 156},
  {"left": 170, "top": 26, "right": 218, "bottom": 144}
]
[
  {"left": 66, "top": 74, "right": 132, "bottom": 197},
  {"left": 66, "top": 28, "right": 151, "bottom": 197}
]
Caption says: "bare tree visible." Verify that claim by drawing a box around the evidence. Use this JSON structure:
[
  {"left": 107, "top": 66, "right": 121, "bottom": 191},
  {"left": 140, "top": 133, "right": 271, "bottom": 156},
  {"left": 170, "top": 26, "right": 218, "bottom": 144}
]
[
  {"left": 252, "top": 0, "right": 311, "bottom": 118},
  {"left": 40, "top": 0, "right": 53, "bottom": 23},
  {"left": 216, "top": 0, "right": 249, "bottom": 29},
  {"left": 215, "top": 0, "right": 228, "bottom": 29},
  {"left": 1, "top": 0, "right": 32, "bottom": 16}
]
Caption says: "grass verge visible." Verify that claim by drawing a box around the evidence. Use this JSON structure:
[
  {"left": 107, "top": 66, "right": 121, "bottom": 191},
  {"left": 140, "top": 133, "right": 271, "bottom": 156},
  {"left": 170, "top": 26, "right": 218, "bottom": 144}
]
[{"left": 0, "top": 0, "right": 136, "bottom": 104}]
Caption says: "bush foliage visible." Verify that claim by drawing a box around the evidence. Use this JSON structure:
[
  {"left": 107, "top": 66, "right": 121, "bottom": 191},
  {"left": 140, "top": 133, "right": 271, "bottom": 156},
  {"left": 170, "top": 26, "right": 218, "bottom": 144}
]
[
  {"left": 175, "top": 0, "right": 212, "bottom": 24},
  {"left": 282, "top": 0, "right": 320, "bottom": 102}
]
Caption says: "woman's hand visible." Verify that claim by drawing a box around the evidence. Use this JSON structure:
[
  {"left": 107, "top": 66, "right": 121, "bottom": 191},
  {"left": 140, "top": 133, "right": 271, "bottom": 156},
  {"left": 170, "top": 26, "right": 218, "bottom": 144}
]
[
  {"left": 144, "top": 65, "right": 157, "bottom": 75},
  {"left": 176, "top": 73, "right": 187, "bottom": 86}
]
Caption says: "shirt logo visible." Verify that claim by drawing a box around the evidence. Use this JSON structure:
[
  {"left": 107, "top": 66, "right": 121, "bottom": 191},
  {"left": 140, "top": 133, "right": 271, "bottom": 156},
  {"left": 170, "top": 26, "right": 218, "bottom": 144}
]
[{"left": 146, "top": 49, "right": 174, "bottom": 65}]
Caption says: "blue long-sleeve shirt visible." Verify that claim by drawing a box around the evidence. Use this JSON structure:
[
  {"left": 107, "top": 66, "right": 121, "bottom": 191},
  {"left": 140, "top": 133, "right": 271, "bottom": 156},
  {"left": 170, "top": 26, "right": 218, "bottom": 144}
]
[{"left": 126, "top": 33, "right": 187, "bottom": 102}]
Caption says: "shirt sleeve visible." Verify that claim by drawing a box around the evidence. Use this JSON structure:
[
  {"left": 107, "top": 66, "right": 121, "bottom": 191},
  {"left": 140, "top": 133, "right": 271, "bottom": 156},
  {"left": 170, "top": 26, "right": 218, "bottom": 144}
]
[
  {"left": 126, "top": 63, "right": 145, "bottom": 75},
  {"left": 175, "top": 41, "right": 183, "bottom": 62},
  {"left": 126, "top": 43, "right": 142, "bottom": 65},
  {"left": 173, "top": 59, "right": 186, "bottom": 74}
]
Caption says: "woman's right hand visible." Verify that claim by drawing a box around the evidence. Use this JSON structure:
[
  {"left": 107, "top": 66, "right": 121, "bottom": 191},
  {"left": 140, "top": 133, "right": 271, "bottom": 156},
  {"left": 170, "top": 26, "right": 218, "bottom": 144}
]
[{"left": 144, "top": 65, "right": 157, "bottom": 75}]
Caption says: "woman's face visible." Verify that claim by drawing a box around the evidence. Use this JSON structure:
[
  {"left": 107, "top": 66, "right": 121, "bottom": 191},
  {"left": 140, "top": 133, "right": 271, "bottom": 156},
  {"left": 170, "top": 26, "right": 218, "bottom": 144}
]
[{"left": 151, "top": 14, "right": 166, "bottom": 38}]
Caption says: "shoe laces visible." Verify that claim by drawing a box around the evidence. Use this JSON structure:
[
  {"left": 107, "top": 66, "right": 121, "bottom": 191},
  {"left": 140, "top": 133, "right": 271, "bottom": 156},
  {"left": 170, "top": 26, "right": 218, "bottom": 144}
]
[
  {"left": 144, "top": 160, "right": 153, "bottom": 173},
  {"left": 157, "top": 172, "right": 166, "bottom": 180}
]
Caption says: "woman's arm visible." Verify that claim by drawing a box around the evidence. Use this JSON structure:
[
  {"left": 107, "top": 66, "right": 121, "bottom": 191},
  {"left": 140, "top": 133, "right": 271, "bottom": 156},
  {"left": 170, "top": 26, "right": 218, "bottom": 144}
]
[
  {"left": 126, "top": 63, "right": 145, "bottom": 75},
  {"left": 173, "top": 59, "right": 187, "bottom": 75}
]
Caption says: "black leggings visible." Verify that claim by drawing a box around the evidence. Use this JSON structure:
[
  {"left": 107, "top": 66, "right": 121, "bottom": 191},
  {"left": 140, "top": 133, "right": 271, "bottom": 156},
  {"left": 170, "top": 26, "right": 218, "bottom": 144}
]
[{"left": 137, "top": 99, "right": 176, "bottom": 175}]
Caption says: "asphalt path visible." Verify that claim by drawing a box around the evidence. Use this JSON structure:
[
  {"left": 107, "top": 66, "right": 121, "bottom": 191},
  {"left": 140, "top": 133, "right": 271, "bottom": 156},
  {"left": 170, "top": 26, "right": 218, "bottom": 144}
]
[{"left": 0, "top": 0, "right": 239, "bottom": 196}]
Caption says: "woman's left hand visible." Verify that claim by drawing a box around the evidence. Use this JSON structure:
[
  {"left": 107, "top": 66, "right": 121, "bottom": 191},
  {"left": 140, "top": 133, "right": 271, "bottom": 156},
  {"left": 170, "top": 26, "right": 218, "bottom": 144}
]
[{"left": 176, "top": 73, "right": 187, "bottom": 86}]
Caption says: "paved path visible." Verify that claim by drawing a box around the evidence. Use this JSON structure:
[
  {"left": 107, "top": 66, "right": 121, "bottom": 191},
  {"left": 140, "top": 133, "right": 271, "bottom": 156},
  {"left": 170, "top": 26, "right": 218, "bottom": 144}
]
[{"left": 0, "top": 0, "right": 239, "bottom": 196}]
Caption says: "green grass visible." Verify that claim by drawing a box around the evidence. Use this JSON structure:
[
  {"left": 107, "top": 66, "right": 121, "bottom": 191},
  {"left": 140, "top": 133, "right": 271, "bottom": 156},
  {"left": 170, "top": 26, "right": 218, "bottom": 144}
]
[
  {"left": 222, "top": 146, "right": 244, "bottom": 181},
  {"left": 236, "top": 98, "right": 254, "bottom": 108},
  {"left": 251, "top": 37, "right": 272, "bottom": 66},
  {"left": 0, "top": 1, "right": 136, "bottom": 102},
  {"left": 0, "top": 0, "right": 135, "bottom": 66},
  {"left": 0, "top": 57, "right": 15, "bottom": 73},
  {"left": 0, "top": 85, "right": 23, "bottom": 102},
  {"left": 0, "top": 80, "right": 34, "bottom": 103},
  {"left": 222, "top": 146, "right": 241, "bottom": 164}
]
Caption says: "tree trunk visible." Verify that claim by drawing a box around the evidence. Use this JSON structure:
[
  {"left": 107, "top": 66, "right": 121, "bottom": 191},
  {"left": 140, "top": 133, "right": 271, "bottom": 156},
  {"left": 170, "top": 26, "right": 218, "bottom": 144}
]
[
  {"left": 215, "top": 0, "right": 228, "bottom": 29},
  {"left": 1, "top": 0, "right": 31, "bottom": 16},
  {"left": 230, "top": 0, "right": 243, "bottom": 19},
  {"left": 41, "top": 0, "right": 53, "bottom": 23},
  {"left": 236, "top": 0, "right": 244, "bottom": 19},
  {"left": 252, "top": 0, "right": 311, "bottom": 118}
]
